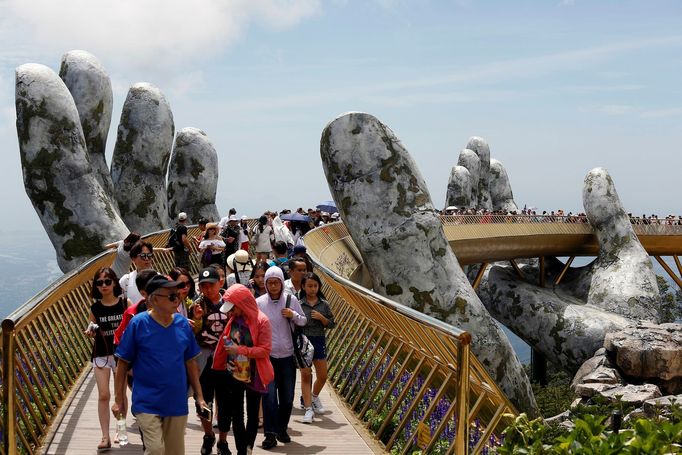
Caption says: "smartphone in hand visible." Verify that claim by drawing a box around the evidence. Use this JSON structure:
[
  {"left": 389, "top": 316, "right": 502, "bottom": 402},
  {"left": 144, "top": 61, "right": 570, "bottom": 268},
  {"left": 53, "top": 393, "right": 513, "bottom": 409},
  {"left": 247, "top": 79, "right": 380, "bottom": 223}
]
[{"left": 198, "top": 405, "right": 212, "bottom": 421}]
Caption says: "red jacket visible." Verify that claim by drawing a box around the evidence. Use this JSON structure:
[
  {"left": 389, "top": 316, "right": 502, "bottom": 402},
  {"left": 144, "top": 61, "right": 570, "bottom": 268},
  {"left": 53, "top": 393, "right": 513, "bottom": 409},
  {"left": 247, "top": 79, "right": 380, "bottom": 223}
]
[{"left": 212, "top": 284, "right": 274, "bottom": 387}]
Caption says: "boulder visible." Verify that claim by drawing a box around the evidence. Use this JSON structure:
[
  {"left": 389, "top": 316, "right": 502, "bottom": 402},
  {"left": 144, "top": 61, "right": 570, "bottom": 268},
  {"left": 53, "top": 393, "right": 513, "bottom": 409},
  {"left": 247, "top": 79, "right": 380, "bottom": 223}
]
[
  {"left": 603, "top": 323, "right": 682, "bottom": 382},
  {"left": 111, "top": 83, "right": 174, "bottom": 233},
  {"left": 15, "top": 63, "right": 128, "bottom": 272},
  {"left": 320, "top": 112, "right": 538, "bottom": 415},
  {"left": 167, "top": 128, "right": 220, "bottom": 223},
  {"left": 642, "top": 394, "right": 682, "bottom": 416},
  {"left": 583, "top": 168, "right": 661, "bottom": 321},
  {"left": 599, "top": 383, "right": 661, "bottom": 405},
  {"left": 58, "top": 50, "right": 116, "bottom": 206}
]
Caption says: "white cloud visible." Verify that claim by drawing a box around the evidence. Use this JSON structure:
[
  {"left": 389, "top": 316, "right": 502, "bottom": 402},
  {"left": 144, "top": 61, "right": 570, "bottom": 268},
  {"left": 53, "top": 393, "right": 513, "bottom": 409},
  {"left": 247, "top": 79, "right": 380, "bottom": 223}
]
[
  {"left": 0, "top": 0, "right": 320, "bottom": 68},
  {"left": 640, "top": 108, "right": 682, "bottom": 118}
]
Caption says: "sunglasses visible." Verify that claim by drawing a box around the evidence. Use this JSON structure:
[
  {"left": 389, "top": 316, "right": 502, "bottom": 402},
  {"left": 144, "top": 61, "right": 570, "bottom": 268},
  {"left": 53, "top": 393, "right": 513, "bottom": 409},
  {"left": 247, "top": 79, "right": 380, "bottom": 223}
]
[
  {"left": 178, "top": 281, "right": 190, "bottom": 289},
  {"left": 138, "top": 253, "right": 154, "bottom": 260},
  {"left": 95, "top": 279, "right": 113, "bottom": 287},
  {"left": 154, "top": 293, "right": 179, "bottom": 302}
]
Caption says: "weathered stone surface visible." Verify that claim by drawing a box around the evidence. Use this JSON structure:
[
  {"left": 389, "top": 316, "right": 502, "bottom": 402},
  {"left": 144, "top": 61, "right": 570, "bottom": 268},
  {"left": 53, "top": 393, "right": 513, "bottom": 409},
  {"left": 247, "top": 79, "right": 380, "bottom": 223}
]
[
  {"left": 571, "top": 348, "right": 616, "bottom": 389},
  {"left": 583, "top": 168, "right": 660, "bottom": 321},
  {"left": 603, "top": 323, "right": 682, "bottom": 382},
  {"left": 599, "top": 383, "right": 661, "bottom": 404},
  {"left": 15, "top": 64, "right": 128, "bottom": 272},
  {"left": 643, "top": 394, "right": 682, "bottom": 415},
  {"left": 167, "top": 128, "right": 220, "bottom": 223},
  {"left": 320, "top": 112, "right": 538, "bottom": 415},
  {"left": 456, "top": 149, "right": 480, "bottom": 205},
  {"left": 575, "top": 382, "right": 615, "bottom": 398},
  {"left": 111, "top": 83, "right": 174, "bottom": 233},
  {"left": 478, "top": 265, "right": 632, "bottom": 373},
  {"left": 445, "top": 165, "right": 473, "bottom": 208},
  {"left": 489, "top": 158, "right": 518, "bottom": 212},
  {"left": 465, "top": 136, "right": 492, "bottom": 210},
  {"left": 58, "top": 50, "right": 116, "bottom": 206}
]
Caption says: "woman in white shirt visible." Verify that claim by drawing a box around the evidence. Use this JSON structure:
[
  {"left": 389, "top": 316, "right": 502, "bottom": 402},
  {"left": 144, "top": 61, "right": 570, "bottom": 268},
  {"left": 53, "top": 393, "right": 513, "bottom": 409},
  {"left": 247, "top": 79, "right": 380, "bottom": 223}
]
[{"left": 199, "top": 222, "right": 226, "bottom": 267}]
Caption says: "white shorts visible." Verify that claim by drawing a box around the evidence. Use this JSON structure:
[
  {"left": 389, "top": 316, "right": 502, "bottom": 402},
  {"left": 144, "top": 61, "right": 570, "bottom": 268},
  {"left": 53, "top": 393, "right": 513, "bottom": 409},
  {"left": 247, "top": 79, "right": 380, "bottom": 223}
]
[{"left": 92, "top": 355, "right": 116, "bottom": 369}]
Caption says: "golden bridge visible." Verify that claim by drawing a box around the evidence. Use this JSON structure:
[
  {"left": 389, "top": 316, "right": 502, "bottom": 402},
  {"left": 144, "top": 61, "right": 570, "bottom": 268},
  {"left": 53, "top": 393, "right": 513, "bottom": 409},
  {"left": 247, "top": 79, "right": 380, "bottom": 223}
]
[{"left": 2, "top": 216, "right": 681, "bottom": 454}]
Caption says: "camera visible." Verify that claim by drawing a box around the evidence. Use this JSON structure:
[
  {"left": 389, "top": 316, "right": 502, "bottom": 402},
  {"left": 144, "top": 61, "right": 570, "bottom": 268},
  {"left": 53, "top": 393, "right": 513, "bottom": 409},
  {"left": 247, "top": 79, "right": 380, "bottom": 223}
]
[{"left": 87, "top": 322, "right": 99, "bottom": 333}]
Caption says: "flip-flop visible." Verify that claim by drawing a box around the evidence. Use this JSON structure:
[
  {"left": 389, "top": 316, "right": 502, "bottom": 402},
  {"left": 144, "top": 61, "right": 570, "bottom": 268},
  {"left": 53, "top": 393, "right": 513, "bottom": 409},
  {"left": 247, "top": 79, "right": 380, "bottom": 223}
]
[{"left": 97, "top": 437, "right": 111, "bottom": 452}]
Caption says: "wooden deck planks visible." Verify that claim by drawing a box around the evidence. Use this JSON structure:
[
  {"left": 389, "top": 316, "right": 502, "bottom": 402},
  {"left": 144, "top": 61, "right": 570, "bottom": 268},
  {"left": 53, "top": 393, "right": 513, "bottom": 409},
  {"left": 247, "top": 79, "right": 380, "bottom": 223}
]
[{"left": 43, "top": 369, "right": 379, "bottom": 454}]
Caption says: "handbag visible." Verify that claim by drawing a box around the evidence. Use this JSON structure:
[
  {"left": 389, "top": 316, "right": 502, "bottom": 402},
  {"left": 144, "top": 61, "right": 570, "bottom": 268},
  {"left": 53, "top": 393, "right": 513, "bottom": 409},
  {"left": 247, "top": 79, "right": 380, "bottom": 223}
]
[{"left": 285, "top": 295, "right": 314, "bottom": 369}]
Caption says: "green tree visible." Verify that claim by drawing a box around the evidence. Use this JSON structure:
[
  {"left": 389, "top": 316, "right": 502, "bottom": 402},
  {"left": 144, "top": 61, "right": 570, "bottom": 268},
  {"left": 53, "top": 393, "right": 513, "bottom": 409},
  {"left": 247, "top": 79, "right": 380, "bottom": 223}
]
[{"left": 657, "top": 275, "right": 682, "bottom": 323}]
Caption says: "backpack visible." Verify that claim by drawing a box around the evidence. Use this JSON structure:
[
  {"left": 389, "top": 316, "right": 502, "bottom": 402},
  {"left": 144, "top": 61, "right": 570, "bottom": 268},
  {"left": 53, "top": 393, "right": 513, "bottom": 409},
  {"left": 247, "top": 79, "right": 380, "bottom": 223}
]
[{"left": 166, "top": 225, "right": 179, "bottom": 249}]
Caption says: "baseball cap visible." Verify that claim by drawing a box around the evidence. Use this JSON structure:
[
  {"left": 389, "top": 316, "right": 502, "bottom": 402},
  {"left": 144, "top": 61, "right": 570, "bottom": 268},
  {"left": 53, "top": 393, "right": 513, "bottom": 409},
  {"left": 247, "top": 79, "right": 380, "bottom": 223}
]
[
  {"left": 219, "top": 296, "right": 234, "bottom": 313},
  {"left": 145, "top": 275, "right": 182, "bottom": 295},
  {"left": 198, "top": 267, "right": 220, "bottom": 284},
  {"left": 228, "top": 215, "right": 238, "bottom": 222},
  {"left": 178, "top": 212, "right": 187, "bottom": 221},
  {"left": 293, "top": 245, "right": 307, "bottom": 255}
]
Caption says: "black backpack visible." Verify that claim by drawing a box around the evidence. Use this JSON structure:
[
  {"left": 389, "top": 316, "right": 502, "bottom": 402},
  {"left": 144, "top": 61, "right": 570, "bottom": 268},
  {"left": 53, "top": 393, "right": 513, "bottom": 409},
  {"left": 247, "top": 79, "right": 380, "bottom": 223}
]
[{"left": 166, "top": 225, "right": 179, "bottom": 248}]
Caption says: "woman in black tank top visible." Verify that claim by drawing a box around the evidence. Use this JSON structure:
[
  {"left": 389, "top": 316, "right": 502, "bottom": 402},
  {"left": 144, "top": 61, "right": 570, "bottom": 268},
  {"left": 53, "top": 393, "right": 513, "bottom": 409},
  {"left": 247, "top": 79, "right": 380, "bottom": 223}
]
[{"left": 86, "top": 267, "right": 130, "bottom": 451}]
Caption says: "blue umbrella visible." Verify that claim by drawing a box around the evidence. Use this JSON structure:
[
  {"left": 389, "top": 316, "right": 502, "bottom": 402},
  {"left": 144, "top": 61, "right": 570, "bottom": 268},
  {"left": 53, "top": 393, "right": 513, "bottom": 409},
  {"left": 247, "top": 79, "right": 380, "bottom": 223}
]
[
  {"left": 316, "top": 200, "right": 338, "bottom": 214},
  {"left": 281, "top": 213, "right": 310, "bottom": 222}
]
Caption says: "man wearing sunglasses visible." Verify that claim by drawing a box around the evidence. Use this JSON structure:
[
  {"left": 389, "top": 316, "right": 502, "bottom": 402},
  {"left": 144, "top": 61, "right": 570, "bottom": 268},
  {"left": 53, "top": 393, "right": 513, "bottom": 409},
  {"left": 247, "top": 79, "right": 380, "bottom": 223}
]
[
  {"left": 119, "top": 241, "right": 155, "bottom": 304},
  {"left": 114, "top": 275, "right": 206, "bottom": 455}
]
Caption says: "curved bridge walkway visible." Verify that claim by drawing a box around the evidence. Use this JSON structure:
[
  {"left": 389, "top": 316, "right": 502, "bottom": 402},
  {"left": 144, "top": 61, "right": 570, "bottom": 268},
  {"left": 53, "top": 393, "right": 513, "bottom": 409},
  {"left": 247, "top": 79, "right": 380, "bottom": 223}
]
[
  {"left": 43, "top": 369, "right": 377, "bottom": 454},
  {"left": 4, "top": 216, "right": 682, "bottom": 455}
]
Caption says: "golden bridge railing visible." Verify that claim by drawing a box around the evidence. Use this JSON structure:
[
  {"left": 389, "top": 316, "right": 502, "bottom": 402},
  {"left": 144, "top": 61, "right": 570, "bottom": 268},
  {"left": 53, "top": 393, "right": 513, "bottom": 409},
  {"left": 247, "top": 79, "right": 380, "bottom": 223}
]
[
  {"left": 304, "top": 222, "right": 516, "bottom": 455},
  {"left": 0, "top": 228, "right": 201, "bottom": 455}
]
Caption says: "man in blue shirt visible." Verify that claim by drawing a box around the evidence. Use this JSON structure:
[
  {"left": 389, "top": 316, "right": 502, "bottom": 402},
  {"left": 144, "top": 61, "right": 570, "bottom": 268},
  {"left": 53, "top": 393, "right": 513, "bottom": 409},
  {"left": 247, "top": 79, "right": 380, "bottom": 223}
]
[{"left": 113, "top": 275, "right": 206, "bottom": 455}]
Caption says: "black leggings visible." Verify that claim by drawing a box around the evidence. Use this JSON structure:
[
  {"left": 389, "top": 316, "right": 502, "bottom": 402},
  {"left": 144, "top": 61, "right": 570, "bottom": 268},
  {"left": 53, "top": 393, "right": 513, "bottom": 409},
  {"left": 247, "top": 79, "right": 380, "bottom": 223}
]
[{"left": 216, "top": 375, "right": 263, "bottom": 455}]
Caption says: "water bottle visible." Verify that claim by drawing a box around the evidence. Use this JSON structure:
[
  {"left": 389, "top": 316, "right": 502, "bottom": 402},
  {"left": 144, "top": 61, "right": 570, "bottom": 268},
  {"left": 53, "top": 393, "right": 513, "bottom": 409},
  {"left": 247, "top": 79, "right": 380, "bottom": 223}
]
[{"left": 117, "top": 415, "right": 128, "bottom": 446}]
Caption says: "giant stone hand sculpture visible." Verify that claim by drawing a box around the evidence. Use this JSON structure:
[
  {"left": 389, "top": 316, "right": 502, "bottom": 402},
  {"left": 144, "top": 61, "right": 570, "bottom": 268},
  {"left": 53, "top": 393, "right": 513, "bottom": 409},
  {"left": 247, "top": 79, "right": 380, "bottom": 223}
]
[
  {"left": 320, "top": 112, "right": 538, "bottom": 415},
  {"left": 16, "top": 51, "right": 221, "bottom": 272},
  {"left": 15, "top": 63, "right": 129, "bottom": 271}
]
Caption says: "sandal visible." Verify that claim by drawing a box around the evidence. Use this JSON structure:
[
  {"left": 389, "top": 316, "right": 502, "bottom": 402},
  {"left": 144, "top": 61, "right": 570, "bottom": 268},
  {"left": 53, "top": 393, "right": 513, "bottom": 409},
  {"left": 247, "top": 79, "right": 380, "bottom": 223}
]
[
  {"left": 97, "top": 437, "right": 111, "bottom": 452},
  {"left": 113, "top": 433, "right": 119, "bottom": 444}
]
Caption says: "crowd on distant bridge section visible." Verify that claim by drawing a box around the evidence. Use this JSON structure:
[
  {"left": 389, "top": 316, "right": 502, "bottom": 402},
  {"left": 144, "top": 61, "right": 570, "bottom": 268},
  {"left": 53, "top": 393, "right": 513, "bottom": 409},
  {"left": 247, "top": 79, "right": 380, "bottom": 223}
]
[
  {"left": 441, "top": 206, "right": 682, "bottom": 225},
  {"left": 90, "top": 207, "right": 340, "bottom": 455}
]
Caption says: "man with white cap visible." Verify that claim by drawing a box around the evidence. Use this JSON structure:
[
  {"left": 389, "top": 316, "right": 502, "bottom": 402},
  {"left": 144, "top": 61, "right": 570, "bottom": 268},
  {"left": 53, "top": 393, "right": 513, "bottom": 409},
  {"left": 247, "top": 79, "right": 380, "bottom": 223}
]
[{"left": 221, "top": 215, "right": 241, "bottom": 259}]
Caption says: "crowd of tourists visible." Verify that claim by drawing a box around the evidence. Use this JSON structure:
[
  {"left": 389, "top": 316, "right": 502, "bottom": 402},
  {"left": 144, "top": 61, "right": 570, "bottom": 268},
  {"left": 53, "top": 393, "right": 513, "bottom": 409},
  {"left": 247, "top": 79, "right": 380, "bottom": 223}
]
[
  {"left": 89, "top": 209, "right": 337, "bottom": 455},
  {"left": 442, "top": 206, "right": 682, "bottom": 225}
]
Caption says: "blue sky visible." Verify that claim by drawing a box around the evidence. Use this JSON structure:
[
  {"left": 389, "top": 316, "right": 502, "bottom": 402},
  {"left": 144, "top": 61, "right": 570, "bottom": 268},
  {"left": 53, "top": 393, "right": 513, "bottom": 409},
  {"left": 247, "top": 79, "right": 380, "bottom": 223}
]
[{"left": 1, "top": 0, "right": 681, "bottom": 242}]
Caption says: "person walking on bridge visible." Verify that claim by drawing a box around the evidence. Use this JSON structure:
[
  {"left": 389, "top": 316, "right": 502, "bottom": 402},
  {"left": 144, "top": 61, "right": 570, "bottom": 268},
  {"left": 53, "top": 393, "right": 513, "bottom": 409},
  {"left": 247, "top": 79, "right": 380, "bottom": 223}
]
[{"left": 113, "top": 275, "right": 206, "bottom": 455}]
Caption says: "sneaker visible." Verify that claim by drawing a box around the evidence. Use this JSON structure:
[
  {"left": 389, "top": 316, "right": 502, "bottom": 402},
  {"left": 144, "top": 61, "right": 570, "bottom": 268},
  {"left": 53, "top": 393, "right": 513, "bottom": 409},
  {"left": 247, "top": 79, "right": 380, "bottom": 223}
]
[
  {"left": 302, "top": 407, "right": 314, "bottom": 424},
  {"left": 261, "top": 434, "right": 278, "bottom": 450},
  {"left": 276, "top": 432, "right": 291, "bottom": 443},
  {"left": 216, "top": 440, "right": 231, "bottom": 455},
  {"left": 201, "top": 433, "right": 216, "bottom": 455},
  {"left": 312, "top": 396, "right": 326, "bottom": 414}
]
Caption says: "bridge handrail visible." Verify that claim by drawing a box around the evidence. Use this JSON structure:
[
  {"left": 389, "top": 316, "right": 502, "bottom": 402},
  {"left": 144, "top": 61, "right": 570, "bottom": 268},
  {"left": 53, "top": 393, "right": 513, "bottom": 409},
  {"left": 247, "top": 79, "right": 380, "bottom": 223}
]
[
  {"left": 441, "top": 214, "right": 682, "bottom": 235},
  {"left": 304, "top": 222, "right": 516, "bottom": 455},
  {"left": 0, "top": 227, "right": 202, "bottom": 455}
]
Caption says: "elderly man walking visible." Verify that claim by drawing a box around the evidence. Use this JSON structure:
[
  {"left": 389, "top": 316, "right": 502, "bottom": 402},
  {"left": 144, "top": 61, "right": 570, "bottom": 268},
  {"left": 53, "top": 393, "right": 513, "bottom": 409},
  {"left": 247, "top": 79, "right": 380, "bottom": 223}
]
[{"left": 113, "top": 275, "right": 207, "bottom": 455}]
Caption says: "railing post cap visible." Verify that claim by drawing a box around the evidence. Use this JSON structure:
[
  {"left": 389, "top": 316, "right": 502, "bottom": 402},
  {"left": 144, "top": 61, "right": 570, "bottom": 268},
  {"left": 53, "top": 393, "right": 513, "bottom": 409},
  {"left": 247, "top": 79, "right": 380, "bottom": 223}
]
[
  {"left": 2, "top": 318, "right": 15, "bottom": 331},
  {"left": 458, "top": 332, "right": 472, "bottom": 345}
]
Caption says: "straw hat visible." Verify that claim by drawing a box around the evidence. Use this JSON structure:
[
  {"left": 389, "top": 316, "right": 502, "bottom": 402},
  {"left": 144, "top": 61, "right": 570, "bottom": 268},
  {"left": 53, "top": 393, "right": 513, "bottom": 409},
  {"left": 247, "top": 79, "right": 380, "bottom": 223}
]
[{"left": 227, "top": 249, "right": 253, "bottom": 272}]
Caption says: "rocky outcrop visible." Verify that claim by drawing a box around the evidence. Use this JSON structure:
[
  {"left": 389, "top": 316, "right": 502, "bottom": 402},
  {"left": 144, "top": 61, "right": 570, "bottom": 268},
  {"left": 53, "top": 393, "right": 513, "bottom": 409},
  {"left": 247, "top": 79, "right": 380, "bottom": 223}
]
[
  {"left": 167, "top": 128, "right": 220, "bottom": 223},
  {"left": 583, "top": 168, "right": 661, "bottom": 321},
  {"left": 604, "top": 323, "right": 682, "bottom": 387},
  {"left": 478, "top": 265, "right": 632, "bottom": 373},
  {"left": 58, "top": 50, "right": 116, "bottom": 206},
  {"left": 15, "top": 64, "right": 128, "bottom": 272},
  {"left": 111, "top": 83, "right": 174, "bottom": 233},
  {"left": 320, "top": 112, "right": 538, "bottom": 415}
]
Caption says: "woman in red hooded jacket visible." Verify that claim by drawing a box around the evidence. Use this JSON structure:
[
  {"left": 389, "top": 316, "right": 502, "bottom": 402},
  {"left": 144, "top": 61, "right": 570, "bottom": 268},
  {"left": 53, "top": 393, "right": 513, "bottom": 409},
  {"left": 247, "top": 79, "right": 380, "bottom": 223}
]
[{"left": 213, "top": 284, "right": 274, "bottom": 455}]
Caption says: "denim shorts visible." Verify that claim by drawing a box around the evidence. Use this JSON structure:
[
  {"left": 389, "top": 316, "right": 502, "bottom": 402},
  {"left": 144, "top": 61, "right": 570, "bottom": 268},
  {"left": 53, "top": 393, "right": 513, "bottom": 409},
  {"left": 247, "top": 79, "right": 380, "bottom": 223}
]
[{"left": 308, "top": 335, "right": 327, "bottom": 360}]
